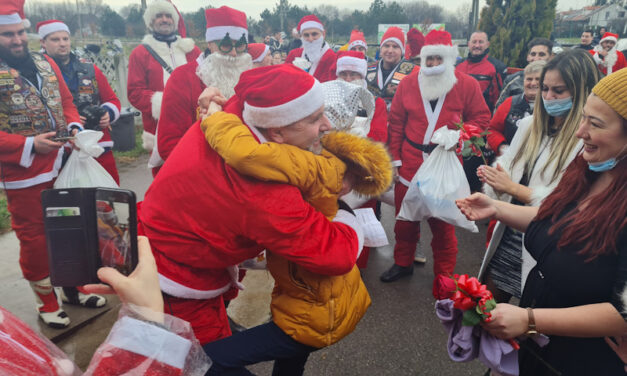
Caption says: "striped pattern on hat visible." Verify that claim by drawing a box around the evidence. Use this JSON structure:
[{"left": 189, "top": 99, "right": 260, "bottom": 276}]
[{"left": 592, "top": 68, "right": 627, "bottom": 120}]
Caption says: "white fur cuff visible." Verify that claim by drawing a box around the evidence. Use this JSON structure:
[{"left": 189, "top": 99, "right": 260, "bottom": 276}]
[{"left": 151, "top": 91, "right": 163, "bottom": 120}]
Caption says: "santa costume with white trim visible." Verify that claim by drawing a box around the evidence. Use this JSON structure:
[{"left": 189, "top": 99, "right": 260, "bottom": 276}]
[
  {"left": 150, "top": 5, "right": 251, "bottom": 175},
  {"left": 285, "top": 15, "right": 337, "bottom": 82},
  {"left": 0, "top": 0, "right": 107, "bottom": 329},
  {"left": 127, "top": 0, "right": 200, "bottom": 153},
  {"left": 38, "top": 19, "right": 122, "bottom": 184},
  {"left": 590, "top": 32, "right": 627, "bottom": 75},
  {"left": 385, "top": 30, "right": 491, "bottom": 295},
  {"left": 139, "top": 64, "right": 363, "bottom": 345}
]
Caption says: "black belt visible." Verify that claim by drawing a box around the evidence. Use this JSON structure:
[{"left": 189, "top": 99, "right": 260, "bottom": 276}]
[{"left": 405, "top": 138, "right": 437, "bottom": 153}]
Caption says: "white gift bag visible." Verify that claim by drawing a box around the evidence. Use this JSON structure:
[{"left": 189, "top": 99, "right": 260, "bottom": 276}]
[
  {"left": 54, "top": 130, "right": 119, "bottom": 189},
  {"left": 397, "top": 127, "right": 478, "bottom": 232}
]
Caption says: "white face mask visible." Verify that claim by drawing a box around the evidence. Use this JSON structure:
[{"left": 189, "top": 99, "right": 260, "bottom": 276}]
[
  {"left": 302, "top": 36, "right": 324, "bottom": 62},
  {"left": 421, "top": 64, "right": 446, "bottom": 76}
]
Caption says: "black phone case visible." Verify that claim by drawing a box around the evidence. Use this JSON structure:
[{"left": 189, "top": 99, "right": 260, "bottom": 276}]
[{"left": 41, "top": 188, "right": 138, "bottom": 287}]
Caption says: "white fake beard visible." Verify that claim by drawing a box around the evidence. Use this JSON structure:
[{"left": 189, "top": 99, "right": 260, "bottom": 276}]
[
  {"left": 302, "top": 37, "right": 325, "bottom": 63},
  {"left": 196, "top": 53, "right": 252, "bottom": 99},
  {"left": 340, "top": 77, "right": 368, "bottom": 89},
  {"left": 595, "top": 45, "right": 618, "bottom": 68},
  {"left": 418, "top": 63, "right": 457, "bottom": 101}
]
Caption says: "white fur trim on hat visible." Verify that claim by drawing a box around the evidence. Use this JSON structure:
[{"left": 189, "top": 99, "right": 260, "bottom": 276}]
[
  {"left": 336, "top": 56, "right": 367, "bottom": 78},
  {"left": 38, "top": 22, "right": 69, "bottom": 39},
  {"left": 381, "top": 37, "right": 404, "bottom": 54},
  {"left": 252, "top": 44, "right": 270, "bottom": 63},
  {"left": 0, "top": 13, "right": 21, "bottom": 25},
  {"left": 300, "top": 20, "right": 324, "bottom": 33},
  {"left": 143, "top": 0, "right": 179, "bottom": 31},
  {"left": 206, "top": 25, "right": 248, "bottom": 42},
  {"left": 349, "top": 40, "right": 368, "bottom": 51},
  {"left": 420, "top": 44, "right": 459, "bottom": 62},
  {"left": 600, "top": 35, "right": 618, "bottom": 43},
  {"left": 243, "top": 80, "right": 325, "bottom": 128}
]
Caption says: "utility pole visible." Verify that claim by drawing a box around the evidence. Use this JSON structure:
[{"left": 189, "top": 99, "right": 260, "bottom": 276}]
[
  {"left": 141, "top": 0, "right": 147, "bottom": 12},
  {"left": 76, "top": 0, "right": 84, "bottom": 40},
  {"left": 468, "top": 0, "right": 480, "bottom": 36}
]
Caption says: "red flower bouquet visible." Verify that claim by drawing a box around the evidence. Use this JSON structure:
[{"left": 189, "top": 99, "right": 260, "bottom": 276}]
[{"left": 455, "top": 122, "right": 490, "bottom": 165}]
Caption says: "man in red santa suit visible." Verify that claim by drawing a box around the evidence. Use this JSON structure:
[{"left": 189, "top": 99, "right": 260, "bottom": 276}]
[
  {"left": 139, "top": 64, "right": 364, "bottom": 346},
  {"left": 366, "top": 26, "right": 417, "bottom": 110},
  {"left": 591, "top": 32, "right": 627, "bottom": 75},
  {"left": 0, "top": 1, "right": 106, "bottom": 328},
  {"left": 38, "top": 19, "right": 122, "bottom": 184},
  {"left": 285, "top": 14, "right": 337, "bottom": 82},
  {"left": 149, "top": 5, "right": 252, "bottom": 173},
  {"left": 127, "top": 0, "right": 200, "bottom": 153},
  {"left": 382, "top": 30, "right": 490, "bottom": 296}
]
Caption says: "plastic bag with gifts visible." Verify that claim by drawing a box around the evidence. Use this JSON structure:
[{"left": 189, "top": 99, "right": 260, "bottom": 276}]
[
  {"left": 397, "top": 127, "right": 478, "bottom": 232},
  {"left": 54, "top": 130, "right": 118, "bottom": 189}
]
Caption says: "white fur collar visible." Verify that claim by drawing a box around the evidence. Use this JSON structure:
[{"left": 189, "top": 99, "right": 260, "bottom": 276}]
[{"left": 141, "top": 34, "right": 196, "bottom": 57}]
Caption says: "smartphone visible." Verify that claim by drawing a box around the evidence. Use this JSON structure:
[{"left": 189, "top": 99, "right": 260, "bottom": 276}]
[{"left": 42, "top": 188, "right": 138, "bottom": 286}]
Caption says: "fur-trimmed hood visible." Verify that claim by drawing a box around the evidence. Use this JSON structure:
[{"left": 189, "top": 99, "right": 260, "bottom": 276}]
[{"left": 322, "top": 131, "right": 393, "bottom": 197}]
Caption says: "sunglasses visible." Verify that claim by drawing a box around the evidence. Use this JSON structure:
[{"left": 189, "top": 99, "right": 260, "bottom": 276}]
[{"left": 218, "top": 33, "right": 248, "bottom": 54}]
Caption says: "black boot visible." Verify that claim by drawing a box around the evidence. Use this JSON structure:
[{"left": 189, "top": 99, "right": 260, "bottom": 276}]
[{"left": 380, "top": 264, "right": 413, "bottom": 282}]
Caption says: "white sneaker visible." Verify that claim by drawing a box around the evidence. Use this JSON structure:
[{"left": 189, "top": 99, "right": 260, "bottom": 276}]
[{"left": 60, "top": 287, "right": 107, "bottom": 308}]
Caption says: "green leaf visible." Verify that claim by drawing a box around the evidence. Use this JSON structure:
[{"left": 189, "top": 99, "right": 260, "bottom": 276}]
[
  {"left": 464, "top": 140, "right": 472, "bottom": 148},
  {"left": 484, "top": 298, "right": 497, "bottom": 312},
  {"left": 480, "top": 130, "right": 491, "bottom": 137},
  {"left": 475, "top": 138, "right": 486, "bottom": 147},
  {"left": 462, "top": 309, "right": 482, "bottom": 326},
  {"left": 462, "top": 148, "right": 472, "bottom": 158}
]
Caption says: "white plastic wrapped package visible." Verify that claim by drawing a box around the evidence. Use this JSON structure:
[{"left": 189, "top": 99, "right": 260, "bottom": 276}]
[
  {"left": 54, "top": 130, "right": 118, "bottom": 189},
  {"left": 397, "top": 127, "right": 478, "bottom": 233},
  {"left": 84, "top": 304, "right": 211, "bottom": 376},
  {"left": 0, "top": 306, "right": 81, "bottom": 376}
]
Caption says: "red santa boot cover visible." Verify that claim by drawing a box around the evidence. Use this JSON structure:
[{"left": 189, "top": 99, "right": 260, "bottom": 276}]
[{"left": 28, "top": 277, "right": 70, "bottom": 329}]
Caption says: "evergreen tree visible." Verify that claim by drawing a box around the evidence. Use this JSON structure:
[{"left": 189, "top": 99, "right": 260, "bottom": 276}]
[
  {"left": 100, "top": 6, "right": 126, "bottom": 37},
  {"left": 478, "top": 0, "right": 557, "bottom": 68}
]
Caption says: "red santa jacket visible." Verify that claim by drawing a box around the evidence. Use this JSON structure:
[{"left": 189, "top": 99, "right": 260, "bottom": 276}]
[
  {"left": 92, "top": 65, "right": 120, "bottom": 149},
  {"left": 590, "top": 48, "right": 627, "bottom": 75},
  {"left": 456, "top": 54, "right": 505, "bottom": 112},
  {"left": 388, "top": 69, "right": 491, "bottom": 183},
  {"left": 0, "top": 54, "right": 81, "bottom": 190},
  {"left": 368, "top": 97, "right": 388, "bottom": 143},
  {"left": 140, "top": 116, "right": 363, "bottom": 301},
  {"left": 285, "top": 47, "right": 337, "bottom": 82},
  {"left": 127, "top": 35, "right": 200, "bottom": 135},
  {"left": 155, "top": 58, "right": 205, "bottom": 164}
]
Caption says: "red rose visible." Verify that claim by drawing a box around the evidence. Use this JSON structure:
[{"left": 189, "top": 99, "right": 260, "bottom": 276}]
[{"left": 433, "top": 275, "right": 457, "bottom": 300}]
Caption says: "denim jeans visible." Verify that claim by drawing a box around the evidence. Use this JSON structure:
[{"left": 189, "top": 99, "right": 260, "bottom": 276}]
[{"left": 203, "top": 321, "right": 317, "bottom": 375}]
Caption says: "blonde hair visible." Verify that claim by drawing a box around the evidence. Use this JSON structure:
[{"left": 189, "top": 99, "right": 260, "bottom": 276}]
[
  {"left": 513, "top": 49, "right": 600, "bottom": 182},
  {"left": 523, "top": 60, "right": 546, "bottom": 77}
]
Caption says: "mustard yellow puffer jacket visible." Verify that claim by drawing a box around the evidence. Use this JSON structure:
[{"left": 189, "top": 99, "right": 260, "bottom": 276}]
[{"left": 201, "top": 112, "right": 392, "bottom": 347}]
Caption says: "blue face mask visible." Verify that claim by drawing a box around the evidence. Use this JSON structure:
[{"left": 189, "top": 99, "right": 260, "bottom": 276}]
[
  {"left": 588, "top": 144, "right": 627, "bottom": 172},
  {"left": 543, "top": 96, "right": 573, "bottom": 117}
]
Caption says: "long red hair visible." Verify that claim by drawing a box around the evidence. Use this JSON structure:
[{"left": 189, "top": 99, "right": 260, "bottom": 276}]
[{"left": 536, "top": 155, "right": 627, "bottom": 261}]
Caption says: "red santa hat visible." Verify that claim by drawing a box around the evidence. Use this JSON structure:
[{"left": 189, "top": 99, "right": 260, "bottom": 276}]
[
  {"left": 298, "top": 15, "right": 324, "bottom": 34},
  {"left": 248, "top": 43, "right": 270, "bottom": 63},
  {"left": 36, "top": 20, "right": 70, "bottom": 40},
  {"left": 237, "top": 64, "right": 324, "bottom": 129},
  {"left": 336, "top": 50, "right": 368, "bottom": 78},
  {"left": 405, "top": 27, "right": 425, "bottom": 59},
  {"left": 600, "top": 32, "right": 619, "bottom": 44},
  {"left": 205, "top": 6, "right": 248, "bottom": 42},
  {"left": 420, "top": 29, "right": 458, "bottom": 64},
  {"left": 380, "top": 26, "right": 405, "bottom": 54},
  {"left": 348, "top": 30, "right": 367, "bottom": 51},
  {"left": 0, "top": 0, "right": 30, "bottom": 28},
  {"left": 143, "top": 0, "right": 179, "bottom": 33}
]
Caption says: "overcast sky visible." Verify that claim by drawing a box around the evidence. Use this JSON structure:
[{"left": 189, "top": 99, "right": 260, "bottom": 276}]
[{"left": 41, "top": 0, "right": 595, "bottom": 19}]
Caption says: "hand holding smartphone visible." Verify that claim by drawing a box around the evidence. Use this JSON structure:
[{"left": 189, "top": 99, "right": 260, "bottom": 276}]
[{"left": 41, "top": 188, "right": 138, "bottom": 287}]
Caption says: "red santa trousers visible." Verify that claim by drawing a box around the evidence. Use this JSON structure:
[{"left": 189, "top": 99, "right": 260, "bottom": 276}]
[
  {"left": 6, "top": 181, "right": 54, "bottom": 282},
  {"left": 393, "top": 183, "right": 458, "bottom": 275},
  {"left": 162, "top": 293, "right": 232, "bottom": 345},
  {"left": 95, "top": 151, "right": 120, "bottom": 185}
]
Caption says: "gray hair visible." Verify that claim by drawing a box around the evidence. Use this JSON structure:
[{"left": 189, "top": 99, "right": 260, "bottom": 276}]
[{"left": 524, "top": 60, "right": 547, "bottom": 77}]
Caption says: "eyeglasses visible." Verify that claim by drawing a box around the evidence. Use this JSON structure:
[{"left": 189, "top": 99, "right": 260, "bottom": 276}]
[{"left": 218, "top": 33, "right": 248, "bottom": 54}]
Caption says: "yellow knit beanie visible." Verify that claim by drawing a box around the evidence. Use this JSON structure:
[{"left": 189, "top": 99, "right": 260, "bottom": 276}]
[{"left": 591, "top": 68, "right": 627, "bottom": 120}]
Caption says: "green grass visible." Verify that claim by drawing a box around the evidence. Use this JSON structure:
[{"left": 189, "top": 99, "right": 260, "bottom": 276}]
[
  {"left": 113, "top": 125, "right": 148, "bottom": 164},
  {"left": 0, "top": 192, "right": 11, "bottom": 232}
]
